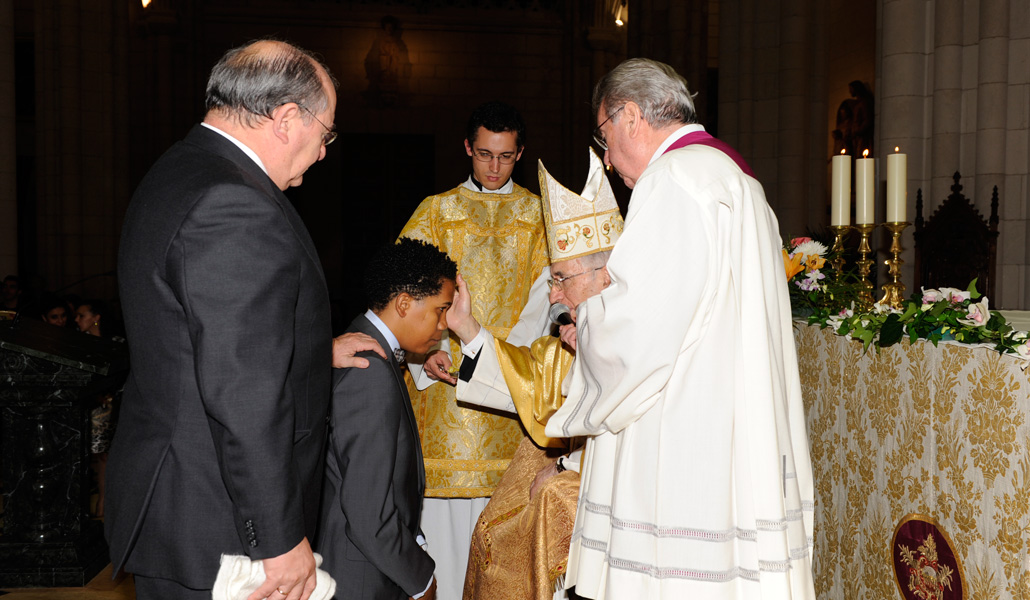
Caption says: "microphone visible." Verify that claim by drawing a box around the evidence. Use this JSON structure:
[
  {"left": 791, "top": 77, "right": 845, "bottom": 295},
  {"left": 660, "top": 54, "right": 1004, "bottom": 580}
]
[{"left": 548, "top": 303, "right": 574, "bottom": 327}]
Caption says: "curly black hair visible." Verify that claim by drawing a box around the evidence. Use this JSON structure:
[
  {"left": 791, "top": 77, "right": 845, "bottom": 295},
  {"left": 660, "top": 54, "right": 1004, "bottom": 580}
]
[
  {"left": 365, "top": 238, "right": 457, "bottom": 312},
  {"left": 466, "top": 101, "right": 526, "bottom": 149}
]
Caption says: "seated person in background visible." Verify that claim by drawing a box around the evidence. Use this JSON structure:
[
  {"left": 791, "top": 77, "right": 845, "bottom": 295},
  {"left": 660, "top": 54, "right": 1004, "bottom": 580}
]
[
  {"left": 316, "top": 238, "right": 455, "bottom": 600},
  {"left": 39, "top": 296, "right": 69, "bottom": 327},
  {"left": 448, "top": 149, "right": 622, "bottom": 600},
  {"left": 75, "top": 298, "right": 121, "bottom": 518}
]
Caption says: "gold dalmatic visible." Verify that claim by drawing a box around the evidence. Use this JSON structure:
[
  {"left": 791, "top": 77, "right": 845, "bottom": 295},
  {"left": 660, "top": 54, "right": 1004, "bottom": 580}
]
[{"left": 399, "top": 183, "right": 549, "bottom": 497}]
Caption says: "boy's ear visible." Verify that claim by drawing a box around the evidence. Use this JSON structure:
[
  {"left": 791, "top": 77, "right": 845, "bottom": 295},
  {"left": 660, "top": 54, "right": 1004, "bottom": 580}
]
[{"left": 394, "top": 292, "right": 413, "bottom": 318}]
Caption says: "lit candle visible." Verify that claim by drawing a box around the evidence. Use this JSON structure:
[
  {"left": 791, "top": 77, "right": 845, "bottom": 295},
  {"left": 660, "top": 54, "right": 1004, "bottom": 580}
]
[
  {"left": 830, "top": 149, "right": 851, "bottom": 226},
  {"left": 855, "top": 149, "right": 875, "bottom": 224},
  {"left": 886, "top": 147, "right": 907, "bottom": 222}
]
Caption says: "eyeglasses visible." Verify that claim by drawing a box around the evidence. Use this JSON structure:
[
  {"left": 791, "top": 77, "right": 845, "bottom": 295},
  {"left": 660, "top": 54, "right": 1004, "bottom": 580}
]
[
  {"left": 547, "top": 266, "right": 604, "bottom": 290},
  {"left": 472, "top": 149, "right": 518, "bottom": 165},
  {"left": 592, "top": 105, "right": 625, "bottom": 151},
  {"left": 299, "top": 105, "right": 337, "bottom": 146}
]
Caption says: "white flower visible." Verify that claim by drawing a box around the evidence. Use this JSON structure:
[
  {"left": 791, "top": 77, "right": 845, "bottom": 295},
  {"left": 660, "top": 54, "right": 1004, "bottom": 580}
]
[
  {"left": 871, "top": 302, "right": 899, "bottom": 315},
  {"left": 921, "top": 287, "right": 944, "bottom": 304},
  {"left": 1016, "top": 340, "right": 1030, "bottom": 358},
  {"left": 958, "top": 298, "right": 989, "bottom": 327},
  {"left": 793, "top": 240, "right": 828, "bottom": 259},
  {"left": 939, "top": 287, "right": 971, "bottom": 304}
]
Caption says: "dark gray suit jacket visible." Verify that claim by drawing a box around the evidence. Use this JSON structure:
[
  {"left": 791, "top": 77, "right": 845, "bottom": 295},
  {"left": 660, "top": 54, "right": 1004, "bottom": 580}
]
[
  {"left": 106, "top": 125, "right": 332, "bottom": 589},
  {"left": 315, "top": 314, "right": 435, "bottom": 600}
]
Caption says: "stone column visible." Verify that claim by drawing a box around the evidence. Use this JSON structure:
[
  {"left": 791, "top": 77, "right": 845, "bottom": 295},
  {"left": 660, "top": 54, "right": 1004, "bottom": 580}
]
[
  {"left": 0, "top": 0, "right": 15, "bottom": 278},
  {"left": 33, "top": 0, "right": 129, "bottom": 297},
  {"left": 929, "top": 0, "right": 963, "bottom": 200},
  {"left": 877, "top": 0, "right": 930, "bottom": 285}
]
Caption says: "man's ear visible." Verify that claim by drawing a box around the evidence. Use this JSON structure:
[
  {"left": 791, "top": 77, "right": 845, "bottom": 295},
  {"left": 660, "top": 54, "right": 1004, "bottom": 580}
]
[
  {"left": 464, "top": 138, "right": 474, "bottom": 157},
  {"left": 514, "top": 147, "right": 524, "bottom": 162},
  {"left": 393, "top": 292, "right": 413, "bottom": 318},
  {"left": 599, "top": 266, "right": 612, "bottom": 287},
  {"left": 623, "top": 101, "right": 643, "bottom": 138},
  {"left": 270, "top": 103, "right": 301, "bottom": 145}
]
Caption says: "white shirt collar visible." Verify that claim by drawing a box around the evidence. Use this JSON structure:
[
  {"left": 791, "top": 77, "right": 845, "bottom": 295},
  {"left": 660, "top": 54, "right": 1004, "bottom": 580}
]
[
  {"left": 364, "top": 309, "right": 401, "bottom": 356},
  {"left": 648, "top": 123, "right": 706, "bottom": 166},
  {"left": 201, "top": 122, "right": 269, "bottom": 175},
  {"left": 461, "top": 175, "right": 515, "bottom": 195}
]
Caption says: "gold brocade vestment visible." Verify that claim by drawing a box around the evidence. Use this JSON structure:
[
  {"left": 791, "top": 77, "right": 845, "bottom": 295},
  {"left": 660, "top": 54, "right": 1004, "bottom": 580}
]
[
  {"left": 465, "top": 335, "right": 579, "bottom": 600},
  {"left": 399, "top": 183, "right": 549, "bottom": 497}
]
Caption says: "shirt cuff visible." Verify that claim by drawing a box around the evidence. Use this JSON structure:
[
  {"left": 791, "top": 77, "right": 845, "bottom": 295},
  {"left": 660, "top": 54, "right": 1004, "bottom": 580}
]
[
  {"left": 561, "top": 448, "right": 583, "bottom": 473},
  {"left": 461, "top": 327, "right": 489, "bottom": 358},
  {"left": 412, "top": 575, "right": 434, "bottom": 599}
]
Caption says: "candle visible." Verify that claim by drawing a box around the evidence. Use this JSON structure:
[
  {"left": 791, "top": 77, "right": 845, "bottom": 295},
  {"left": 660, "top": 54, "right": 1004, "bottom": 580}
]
[
  {"left": 855, "top": 149, "right": 875, "bottom": 224},
  {"left": 886, "top": 147, "right": 907, "bottom": 222},
  {"left": 831, "top": 150, "right": 851, "bottom": 226}
]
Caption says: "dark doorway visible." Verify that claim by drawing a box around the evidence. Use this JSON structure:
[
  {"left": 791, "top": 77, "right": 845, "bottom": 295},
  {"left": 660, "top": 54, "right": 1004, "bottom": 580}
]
[{"left": 288, "top": 133, "right": 435, "bottom": 333}]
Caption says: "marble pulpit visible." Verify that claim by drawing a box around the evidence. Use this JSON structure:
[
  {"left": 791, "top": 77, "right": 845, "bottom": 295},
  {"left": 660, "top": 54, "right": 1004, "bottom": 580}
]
[{"left": 0, "top": 316, "right": 128, "bottom": 587}]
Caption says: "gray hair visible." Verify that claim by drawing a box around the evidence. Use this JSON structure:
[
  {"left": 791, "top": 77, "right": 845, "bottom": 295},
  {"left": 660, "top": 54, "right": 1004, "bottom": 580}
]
[
  {"left": 205, "top": 40, "right": 339, "bottom": 128},
  {"left": 578, "top": 249, "right": 613, "bottom": 270},
  {"left": 592, "top": 58, "right": 697, "bottom": 129}
]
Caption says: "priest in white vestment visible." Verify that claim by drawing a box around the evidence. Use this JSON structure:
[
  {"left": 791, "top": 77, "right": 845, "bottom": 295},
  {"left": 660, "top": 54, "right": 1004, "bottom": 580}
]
[{"left": 545, "top": 58, "right": 817, "bottom": 599}]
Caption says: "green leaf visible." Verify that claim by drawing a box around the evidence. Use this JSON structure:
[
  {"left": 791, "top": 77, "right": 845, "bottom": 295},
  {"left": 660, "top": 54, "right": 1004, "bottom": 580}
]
[
  {"left": 879, "top": 315, "right": 904, "bottom": 347},
  {"left": 967, "top": 278, "right": 980, "bottom": 300}
]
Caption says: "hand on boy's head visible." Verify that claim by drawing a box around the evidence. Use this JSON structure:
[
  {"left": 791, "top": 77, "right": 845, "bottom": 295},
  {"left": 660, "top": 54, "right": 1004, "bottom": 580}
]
[{"left": 446, "top": 273, "right": 480, "bottom": 344}]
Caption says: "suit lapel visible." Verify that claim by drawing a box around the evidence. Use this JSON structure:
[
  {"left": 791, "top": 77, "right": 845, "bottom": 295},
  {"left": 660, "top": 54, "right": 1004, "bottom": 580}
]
[{"left": 351, "top": 316, "right": 426, "bottom": 493}]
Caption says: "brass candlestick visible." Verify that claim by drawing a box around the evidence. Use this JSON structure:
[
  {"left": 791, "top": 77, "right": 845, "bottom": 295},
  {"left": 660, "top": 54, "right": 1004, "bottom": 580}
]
[
  {"left": 827, "top": 225, "right": 852, "bottom": 281},
  {"left": 879, "top": 221, "right": 910, "bottom": 309},
  {"left": 853, "top": 223, "right": 876, "bottom": 310}
]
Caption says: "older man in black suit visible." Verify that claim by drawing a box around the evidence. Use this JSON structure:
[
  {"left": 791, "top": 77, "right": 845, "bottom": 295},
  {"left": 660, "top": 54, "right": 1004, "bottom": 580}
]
[{"left": 108, "top": 40, "right": 379, "bottom": 600}]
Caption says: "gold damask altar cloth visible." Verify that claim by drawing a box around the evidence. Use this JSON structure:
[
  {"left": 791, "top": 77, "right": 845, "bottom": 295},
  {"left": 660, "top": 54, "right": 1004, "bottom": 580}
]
[
  {"left": 795, "top": 323, "right": 1030, "bottom": 599},
  {"left": 400, "top": 184, "right": 549, "bottom": 497}
]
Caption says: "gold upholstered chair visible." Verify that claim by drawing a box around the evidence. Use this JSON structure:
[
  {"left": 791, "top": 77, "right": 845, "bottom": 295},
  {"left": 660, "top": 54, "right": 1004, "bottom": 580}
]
[{"left": 913, "top": 171, "right": 999, "bottom": 299}]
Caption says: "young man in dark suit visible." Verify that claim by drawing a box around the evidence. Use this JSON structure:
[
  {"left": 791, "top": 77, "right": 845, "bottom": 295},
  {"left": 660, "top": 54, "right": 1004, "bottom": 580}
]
[
  {"left": 108, "top": 40, "right": 382, "bottom": 600},
  {"left": 317, "top": 238, "right": 456, "bottom": 600}
]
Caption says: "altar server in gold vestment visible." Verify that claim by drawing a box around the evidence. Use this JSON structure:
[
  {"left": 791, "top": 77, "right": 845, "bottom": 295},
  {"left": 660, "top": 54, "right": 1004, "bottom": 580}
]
[
  {"left": 398, "top": 101, "right": 552, "bottom": 600},
  {"left": 545, "top": 58, "right": 817, "bottom": 599},
  {"left": 447, "top": 149, "right": 622, "bottom": 600}
]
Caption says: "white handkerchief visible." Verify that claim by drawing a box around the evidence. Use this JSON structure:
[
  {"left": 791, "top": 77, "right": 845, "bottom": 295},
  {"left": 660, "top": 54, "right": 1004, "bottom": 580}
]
[{"left": 212, "top": 552, "right": 336, "bottom": 600}]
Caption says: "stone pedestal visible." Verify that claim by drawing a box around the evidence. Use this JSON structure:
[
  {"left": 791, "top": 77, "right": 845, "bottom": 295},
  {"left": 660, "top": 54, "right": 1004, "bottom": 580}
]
[{"left": 0, "top": 317, "right": 128, "bottom": 587}]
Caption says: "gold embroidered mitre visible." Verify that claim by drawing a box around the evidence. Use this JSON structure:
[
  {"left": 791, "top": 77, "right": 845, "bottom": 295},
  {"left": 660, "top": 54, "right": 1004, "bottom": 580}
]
[{"left": 538, "top": 148, "right": 623, "bottom": 262}]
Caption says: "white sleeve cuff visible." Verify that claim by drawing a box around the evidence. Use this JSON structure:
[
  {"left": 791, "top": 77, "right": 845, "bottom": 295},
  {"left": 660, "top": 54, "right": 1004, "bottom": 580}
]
[{"left": 460, "top": 327, "right": 489, "bottom": 358}]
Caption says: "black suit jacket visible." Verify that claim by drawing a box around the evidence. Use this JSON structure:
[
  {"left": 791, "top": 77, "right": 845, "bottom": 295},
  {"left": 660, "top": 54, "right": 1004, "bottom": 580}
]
[
  {"left": 315, "top": 314, "right": 435, "bottom": 600},
  {"left": 106, "top": 125, "right": 332, "bottom": 588}
]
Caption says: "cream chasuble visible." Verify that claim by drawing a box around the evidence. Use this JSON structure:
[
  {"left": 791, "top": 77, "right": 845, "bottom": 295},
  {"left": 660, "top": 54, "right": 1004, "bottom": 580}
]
[
  {"left": 546, "top": 141, "right": 816, "bottom": 599},
  {"left": 400, "top": 182, "right": 550, "bottom": 497},
  {"left": 463, "top": 334, "right": 581, "bottom": 600}
]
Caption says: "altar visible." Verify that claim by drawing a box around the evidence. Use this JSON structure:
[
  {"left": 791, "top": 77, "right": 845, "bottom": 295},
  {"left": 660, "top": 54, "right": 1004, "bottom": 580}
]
[{"left": 795, "top": 322, "right": 1030, "bottom": 598}]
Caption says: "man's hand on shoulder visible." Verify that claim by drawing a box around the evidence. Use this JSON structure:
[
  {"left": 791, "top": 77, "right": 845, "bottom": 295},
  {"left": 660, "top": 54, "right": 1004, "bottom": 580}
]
[
  {"left": 248, "top": 538, "right": 317, "bottom": 600},
  {"left": 332, "top": 332, "right": 387, "bottom": 368}
]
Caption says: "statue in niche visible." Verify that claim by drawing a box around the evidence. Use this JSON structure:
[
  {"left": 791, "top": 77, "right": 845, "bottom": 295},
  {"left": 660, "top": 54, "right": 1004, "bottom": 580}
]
[
  {"left": 831, "top": 99, "right": 855, "bottom": 158},
  {"left": 849, "top": 80, "right": 874, "bottom": 156},
  {"left": 364, "top": 16, "right": 412, "bottom": 107}
]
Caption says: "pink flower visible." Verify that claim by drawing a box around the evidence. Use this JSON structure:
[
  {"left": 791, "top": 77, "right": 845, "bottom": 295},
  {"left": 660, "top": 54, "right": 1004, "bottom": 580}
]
[
  {"left": 958, "top": 298, "right": 989, "bottom": 327},
  {"left": 921, "top": 287, "right": 944, "bottom": 304},
  {"left": 790, "top": 236, "right": 812, "bottom": 247}
]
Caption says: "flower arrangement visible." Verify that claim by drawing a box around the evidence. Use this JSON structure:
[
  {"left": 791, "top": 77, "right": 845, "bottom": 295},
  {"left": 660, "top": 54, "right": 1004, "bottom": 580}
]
[
  {"left": 808, "top": 279, "right": 1030, "bottom": 357},
  {"left": 782, "top": 236, "right": 862, "bottom": 314}
]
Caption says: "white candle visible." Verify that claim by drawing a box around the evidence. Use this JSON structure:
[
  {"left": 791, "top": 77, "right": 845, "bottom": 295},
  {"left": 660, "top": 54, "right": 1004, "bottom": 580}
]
[
  {"left": 855, "top": 150, "right": 875, "bottom": 224},
  {"left": 831, "top": 150, "right": 851, "bottom": 226},
  {"left": 886, "top": 147, "right": 907, "bottom": 222}
]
